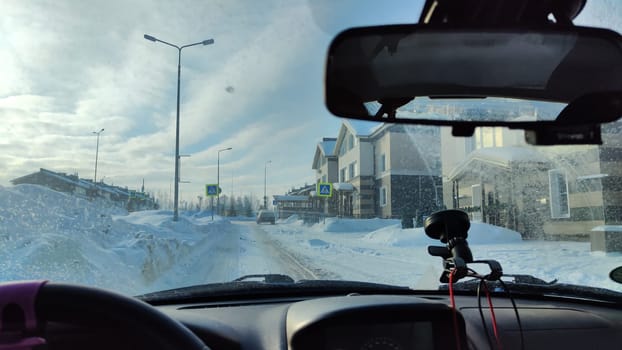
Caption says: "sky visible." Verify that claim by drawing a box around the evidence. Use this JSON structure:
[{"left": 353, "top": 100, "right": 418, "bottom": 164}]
[
  {"left": 0, "top": 0, "right": 422, "bottom": 207},
  {"left": 1, "top": 0, "right": 620, "bottom": 208}
]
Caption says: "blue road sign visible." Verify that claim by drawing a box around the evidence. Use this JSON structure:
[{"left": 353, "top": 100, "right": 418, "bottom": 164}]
[
  {"left": 206, "top": 184, "right": 219, "bottom": 197},
  {"left": 317, "top": 182, "right": 332, "bottom": 197}
]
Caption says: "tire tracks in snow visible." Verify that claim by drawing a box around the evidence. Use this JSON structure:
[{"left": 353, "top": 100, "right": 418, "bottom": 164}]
[{"left": 237, "top": 221, "right": 337, "bottom": 281}]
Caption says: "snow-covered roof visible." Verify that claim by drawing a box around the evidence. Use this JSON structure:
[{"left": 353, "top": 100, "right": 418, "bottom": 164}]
[
  {"left": 320, "top": 139, "right": 337, "bottom": 156},
  {"left": 333, "top": 183, "right": 354, "bottom": 191},
  {"left": 344, "top": 120, "right": 383, "bottom": 136},
  {"left": 312, "top": 138, "right": 338, "bottom": 170},
  {"left": 40, "top": 169, "right": 91, "bottom": 189}
]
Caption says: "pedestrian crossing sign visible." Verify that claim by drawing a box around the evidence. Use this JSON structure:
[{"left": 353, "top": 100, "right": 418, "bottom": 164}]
[
  {"left": 205, "top": 184, "right": 220, "bottom": 197},
  {"left": 317, "top": 182, "right": 332, "bottom": 197}
]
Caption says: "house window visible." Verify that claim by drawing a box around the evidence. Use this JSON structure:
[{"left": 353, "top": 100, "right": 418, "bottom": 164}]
[
  {"left": 380, "top": 154, "right": 386, "bottom": 172},
  {"left": 549, "top": 169, "right": 570, "bottom": 218},
  {"left": 347, "top": 134, "right": 354, "bottom": 151},
  {"left": 349, "top": 161, "right": 357, "bottom": 179},
  {"left": 340, "top": 168, "right": 346, "bottom": 182},
  {"left": 475, "top": 127, "right": 503, "bottom": 149},
  {"left": 380, "top": 186, "right": 387, "bottom": 207}
]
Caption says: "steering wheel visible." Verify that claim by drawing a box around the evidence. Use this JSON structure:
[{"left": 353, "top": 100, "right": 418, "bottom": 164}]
[{"left": 0, "top": 281, "right": 209, "bottom": 350}]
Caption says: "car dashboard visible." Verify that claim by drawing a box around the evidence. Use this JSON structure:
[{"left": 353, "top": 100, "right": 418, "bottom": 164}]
[{"left": 44, "top": 291, "right": 622, "bottom": 350}]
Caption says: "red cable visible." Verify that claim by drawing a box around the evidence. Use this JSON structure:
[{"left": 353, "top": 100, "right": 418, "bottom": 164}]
[
  {"left": 482, "top": 282, "right": 503, "bottom": 349},
  {"left": 448, "top": 270, "right": 462, "bottom": 350}
]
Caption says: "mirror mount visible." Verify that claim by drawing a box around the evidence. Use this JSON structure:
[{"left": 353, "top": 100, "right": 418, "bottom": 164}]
[
  {"left": 374, "top": 98, "right": 413, "bottom": 119},
  {"left": 452, "top": 125, "right": 476, "bottom": 137}
]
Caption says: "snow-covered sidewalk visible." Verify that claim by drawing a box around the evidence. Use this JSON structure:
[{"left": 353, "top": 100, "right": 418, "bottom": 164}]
[{"left": 260, "top": 217, "right": 622, "bottom": 292}]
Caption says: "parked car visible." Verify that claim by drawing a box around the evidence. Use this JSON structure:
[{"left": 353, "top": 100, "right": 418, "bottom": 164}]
[{"left": 256, "top": 210, "right": 276, "bottom": 224}]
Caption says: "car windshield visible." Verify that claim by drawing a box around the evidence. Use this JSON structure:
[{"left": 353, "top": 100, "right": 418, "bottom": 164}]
[{"left": 1, "top": 0, "right": 621, "bottom": 297}]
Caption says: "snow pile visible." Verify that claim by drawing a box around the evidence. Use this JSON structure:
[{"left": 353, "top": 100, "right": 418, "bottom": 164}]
[
  {"left": 362, "top": 222, "right": 521, "bottom": 247},
  {"left": 363, "top": 226, "right": 435, "bottom": 247},
  {"left": 0, "top": 184, "right": 232, "bottom": 295},
  {"left": 317, "top": 217, "right": 401, "bottom": 233},
  {"left": 467, "top": 223, "right": 522, "bottom": 244},
  {"left": 281, "top": 214, "right": 300, "bottom": 224}
]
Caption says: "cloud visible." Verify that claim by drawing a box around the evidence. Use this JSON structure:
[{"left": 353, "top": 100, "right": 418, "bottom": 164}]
[{"left": 0, "top": 0, "right": 353, "bottom": 203}]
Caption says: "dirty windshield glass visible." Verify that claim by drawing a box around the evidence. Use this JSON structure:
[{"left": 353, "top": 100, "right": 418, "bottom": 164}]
[{"left": 0, "top": 0, "right": 621, "bottom": 296}]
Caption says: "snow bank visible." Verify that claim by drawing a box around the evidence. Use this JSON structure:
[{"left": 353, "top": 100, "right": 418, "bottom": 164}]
[
  {"left": 0, "top": 184, "right": 233, "bottom": 295},
  {"left": 363, "top": 226, "right": 434, "bottom": 247},
  {"left": 468, "top": 222, "right": 522, "bottom": 244},
  {"left": 282, "top": 214, "right": 300, "bottom": 224},
  {"left": 364, "top": 222, "right": 522, "bottom": 247},
  {"left": 316, "top": 217, "right": 401, "bottom": 233}
]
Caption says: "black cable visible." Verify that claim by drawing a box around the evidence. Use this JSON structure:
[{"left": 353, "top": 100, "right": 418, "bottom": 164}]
[
  {"left": 499, "top": 279, "right": 525, "bottom": 350},
  {"left": 477, "top": 279, "right": 495, "bottom": 350}
]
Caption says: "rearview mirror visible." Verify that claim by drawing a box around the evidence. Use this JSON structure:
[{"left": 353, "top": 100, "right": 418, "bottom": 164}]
[{"left": 325, "top": 25, "right": 622, "bottom": 127}]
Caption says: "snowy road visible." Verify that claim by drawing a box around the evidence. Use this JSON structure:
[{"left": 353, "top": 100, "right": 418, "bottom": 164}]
[
  {"left": 237, "top": 221, "right": 321, "bottom": 280},
  {"left": 150, "top": 220, "right": 323, "bottom": 291}
]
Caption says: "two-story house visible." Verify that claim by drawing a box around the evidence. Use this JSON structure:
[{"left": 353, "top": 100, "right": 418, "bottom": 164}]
[{"left": 317, "top": 121, "right": 442, "bottom": 219}]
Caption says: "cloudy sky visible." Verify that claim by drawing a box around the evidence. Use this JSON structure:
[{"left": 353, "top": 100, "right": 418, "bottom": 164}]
[
  {"left": 0, "top": 0, "right": 422, "bottom": 206},
  {"left": 1, "top": 0, "right": 619, "bottom": 207}
]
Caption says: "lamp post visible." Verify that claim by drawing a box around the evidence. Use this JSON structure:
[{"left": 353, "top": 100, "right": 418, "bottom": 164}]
[
  {"left": 217, "top": 147, "right": 232, "bottom": 215},
  {"left": 144, "top": 34, "right": 214, "bottom": 222},
  {"left": 264, "top": 160, "right": 272, "bottom": 209},
  {"left": 92, "top": 128, "right": 104, "bottom": 186}
]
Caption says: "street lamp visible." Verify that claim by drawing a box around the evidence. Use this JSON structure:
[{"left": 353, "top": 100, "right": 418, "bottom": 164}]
[
  {"left": 264, "top": 160, "right": 272, "bottom": 209},
  {"left": 144, "top": 34, "right": 214, "bottom": 222},
  {"left": 217, "top": 147, "right": 232, "bottom": 215},
  {"left": 92, "top": 128, "right": 104, "bottom": 187}
]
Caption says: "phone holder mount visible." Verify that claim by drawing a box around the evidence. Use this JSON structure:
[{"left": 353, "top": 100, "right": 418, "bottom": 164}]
[{"left": 425, "top": 210, "right": 502, "bottom": 283}]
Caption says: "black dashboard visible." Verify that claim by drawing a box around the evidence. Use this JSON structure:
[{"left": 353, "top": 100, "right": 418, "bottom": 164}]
[
  {"left": 44, "top": 292, "right": 622, "bottom": 350},
  {"left": 158, "top": 293, "right": 621, "bottom": 350}
]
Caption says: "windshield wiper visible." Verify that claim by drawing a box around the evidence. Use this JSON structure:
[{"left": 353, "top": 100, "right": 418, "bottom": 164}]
[
  {"left": 137, "top": 276, "right": 413, "bottom": 304},
  {"left": 441, "top": 274, "right": 622, "bottom": 304},
  {"left": 233, "top": 274, "right": 295, "bottom": 283}
]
